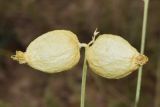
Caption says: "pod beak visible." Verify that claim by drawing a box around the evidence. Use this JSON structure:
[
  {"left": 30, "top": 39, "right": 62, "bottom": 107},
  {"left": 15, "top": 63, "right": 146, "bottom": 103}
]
[
  {"left": 11, "top": 51, "right": 27, "bottom": 64},
  {"left": 135, "top": 54, "right": 148, "bottom": 66}
]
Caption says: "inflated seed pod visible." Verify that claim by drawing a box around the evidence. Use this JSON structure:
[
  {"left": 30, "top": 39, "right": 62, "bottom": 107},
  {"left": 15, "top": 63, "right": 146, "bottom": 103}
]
[
  {"left": 86, "top": 34, "right": 148, "bottom": 79},
  {"left": 11, "top": 30, "right": 80, "bottom": 73}
]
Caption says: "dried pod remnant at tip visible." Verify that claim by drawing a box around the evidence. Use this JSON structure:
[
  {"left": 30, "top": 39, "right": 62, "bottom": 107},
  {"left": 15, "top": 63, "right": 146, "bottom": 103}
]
[
  {"left": 11, "top": 30, "right": 81, "bottom": 73},
  {"left": 135, "top": 54, "right": 148, "bottom": 66},
  {"left": 11, "top": 51, "right": 26, "bottom": 64},
  {"left": 86, "top": 34, "right": 148, "bottom": 79}
]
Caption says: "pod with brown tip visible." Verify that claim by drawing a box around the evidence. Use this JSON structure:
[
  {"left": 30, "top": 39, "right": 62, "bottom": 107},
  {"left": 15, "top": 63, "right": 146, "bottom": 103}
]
[{"left": 86, "top": 34, "right": 148, "bottom": 79}]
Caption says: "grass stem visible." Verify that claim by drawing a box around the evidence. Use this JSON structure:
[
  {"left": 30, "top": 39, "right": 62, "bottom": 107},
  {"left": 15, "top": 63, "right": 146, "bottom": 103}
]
[{"left": 134, "top": 0, "right": 149, "bottom": 107}]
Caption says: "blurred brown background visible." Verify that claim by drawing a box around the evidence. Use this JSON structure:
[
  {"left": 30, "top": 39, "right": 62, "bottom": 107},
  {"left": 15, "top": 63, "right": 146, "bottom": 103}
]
[{"left": 0, "top": 0, "right": 160, "bottom": 107}]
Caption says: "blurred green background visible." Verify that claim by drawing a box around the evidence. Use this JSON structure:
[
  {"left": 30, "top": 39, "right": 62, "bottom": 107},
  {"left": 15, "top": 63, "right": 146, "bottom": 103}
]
[{"left": 0, "top": 0, "right": 160, "bottom": 107}]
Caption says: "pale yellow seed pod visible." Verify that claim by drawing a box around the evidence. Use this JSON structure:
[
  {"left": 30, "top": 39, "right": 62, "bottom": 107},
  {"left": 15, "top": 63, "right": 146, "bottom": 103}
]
[
  {"left": 11, "top": 30, "right": 80, "bottom": 73},
  {"left": 86, "top": 34, "right": 148, "bottom": 79}
]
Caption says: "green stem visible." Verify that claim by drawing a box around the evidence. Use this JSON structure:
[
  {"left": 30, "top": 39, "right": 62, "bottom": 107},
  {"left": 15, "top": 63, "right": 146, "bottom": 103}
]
[
  {"left": 134, "top": 0, "right": 149, "bottom": 107},
  {"left": 80, "top": 47, "right": 88, "bottom": 107}
]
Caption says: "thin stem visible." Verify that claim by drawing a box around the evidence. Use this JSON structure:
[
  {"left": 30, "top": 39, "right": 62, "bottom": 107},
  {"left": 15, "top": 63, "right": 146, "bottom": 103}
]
[
  {"left": 80, "top": 47, "right": 88, "bottom": 107},
  {"left": 88, "top": 28, "right": 99, "bottom": 46},
  {"left": 134, "top": 0, "right": 149, "bottom": 107}
]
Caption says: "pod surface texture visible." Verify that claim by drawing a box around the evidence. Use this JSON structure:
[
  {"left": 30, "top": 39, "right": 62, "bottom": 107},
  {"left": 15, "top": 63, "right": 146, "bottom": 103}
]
[
  {"left": 12, "top": 30, "right": 80, "bottom": 73},
  {"left": 86, "top": 34, "right": 148, "bottom": 79}
]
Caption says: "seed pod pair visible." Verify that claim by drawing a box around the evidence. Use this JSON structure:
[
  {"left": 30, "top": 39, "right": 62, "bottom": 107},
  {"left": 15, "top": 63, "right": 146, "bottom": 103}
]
[{"left": 11, "top": 30, "right": 148, "bottom": 79}]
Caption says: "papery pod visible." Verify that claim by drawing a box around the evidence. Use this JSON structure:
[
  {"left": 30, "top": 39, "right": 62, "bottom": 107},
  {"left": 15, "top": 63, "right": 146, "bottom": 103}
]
[
  {"left": 11, "top": 30, "right": 80, "bottom": 73},
  {"left": 86, "top": 34, "right": 148, "bottom": 79}
]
